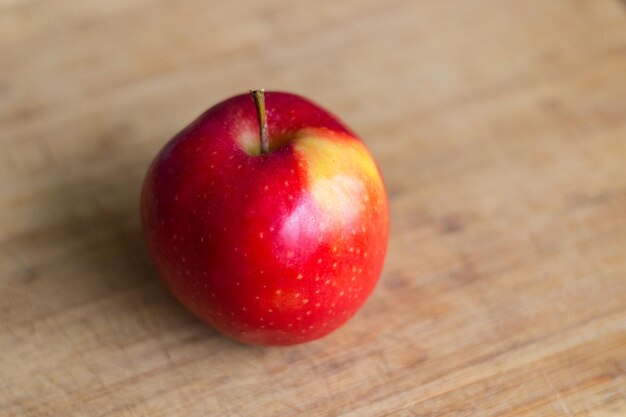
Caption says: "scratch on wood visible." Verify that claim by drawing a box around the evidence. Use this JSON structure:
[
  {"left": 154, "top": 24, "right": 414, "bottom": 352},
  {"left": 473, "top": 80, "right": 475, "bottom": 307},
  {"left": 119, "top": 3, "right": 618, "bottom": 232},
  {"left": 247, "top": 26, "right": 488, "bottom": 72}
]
[{"left": 541, "top": 370, "right": 574, "bottom": 417}]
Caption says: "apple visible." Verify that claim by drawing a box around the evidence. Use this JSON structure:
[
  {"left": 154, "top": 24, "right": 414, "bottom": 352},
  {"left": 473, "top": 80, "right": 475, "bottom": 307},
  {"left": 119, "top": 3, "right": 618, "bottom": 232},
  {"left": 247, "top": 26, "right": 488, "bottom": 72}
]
[{"left": 141, "top": 90, "right": 389, "bottom": 345}]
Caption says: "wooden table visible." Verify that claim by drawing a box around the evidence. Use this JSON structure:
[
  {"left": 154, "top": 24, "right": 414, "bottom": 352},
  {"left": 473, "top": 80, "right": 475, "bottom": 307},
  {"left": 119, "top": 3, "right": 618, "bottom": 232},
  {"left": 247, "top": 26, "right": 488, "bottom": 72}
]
[{"left": 2, "top": 1, "right": 625, "bottom": 416}]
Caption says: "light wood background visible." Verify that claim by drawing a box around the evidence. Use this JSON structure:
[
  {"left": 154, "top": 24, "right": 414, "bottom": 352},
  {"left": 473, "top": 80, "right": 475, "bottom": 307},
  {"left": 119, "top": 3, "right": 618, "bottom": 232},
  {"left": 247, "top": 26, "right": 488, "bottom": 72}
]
[{"left": 1, "top": 1, "right": 626, "bottom": 416}]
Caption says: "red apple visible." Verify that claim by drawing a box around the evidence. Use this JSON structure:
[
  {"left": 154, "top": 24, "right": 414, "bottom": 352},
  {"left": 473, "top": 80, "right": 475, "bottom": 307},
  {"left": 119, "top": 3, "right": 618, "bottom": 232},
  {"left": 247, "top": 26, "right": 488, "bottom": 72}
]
[{"left": 141, "top": 90, "right": 389, "bottom": 345}]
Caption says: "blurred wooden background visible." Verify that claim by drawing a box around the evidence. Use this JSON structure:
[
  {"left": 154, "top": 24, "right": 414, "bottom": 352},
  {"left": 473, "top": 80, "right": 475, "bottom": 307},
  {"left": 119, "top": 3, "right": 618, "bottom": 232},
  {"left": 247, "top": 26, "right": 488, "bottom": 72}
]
[{"left": 1, "top": 1, "right": 626, "bottom": 416}]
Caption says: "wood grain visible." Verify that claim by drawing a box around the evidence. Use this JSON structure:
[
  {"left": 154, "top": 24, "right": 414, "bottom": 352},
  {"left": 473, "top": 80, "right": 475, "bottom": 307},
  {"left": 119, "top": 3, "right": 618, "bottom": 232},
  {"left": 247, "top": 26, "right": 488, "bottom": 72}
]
[{"left": 1, "top": 0, "right": 626, "bottom": 416}]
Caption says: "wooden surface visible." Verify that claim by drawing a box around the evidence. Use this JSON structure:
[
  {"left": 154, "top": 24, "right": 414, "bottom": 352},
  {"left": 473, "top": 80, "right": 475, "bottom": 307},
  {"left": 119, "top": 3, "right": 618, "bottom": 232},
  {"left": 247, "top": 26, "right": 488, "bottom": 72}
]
[{"left": 1, "top": 1, "right": 626, "bottom": 416}]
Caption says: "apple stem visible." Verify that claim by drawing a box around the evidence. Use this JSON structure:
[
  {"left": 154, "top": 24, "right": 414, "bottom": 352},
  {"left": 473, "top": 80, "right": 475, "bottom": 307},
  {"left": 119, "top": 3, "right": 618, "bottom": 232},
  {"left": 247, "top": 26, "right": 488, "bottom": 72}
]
[{"left": 250, "top": 89, "right": 270, "bottom": 155}]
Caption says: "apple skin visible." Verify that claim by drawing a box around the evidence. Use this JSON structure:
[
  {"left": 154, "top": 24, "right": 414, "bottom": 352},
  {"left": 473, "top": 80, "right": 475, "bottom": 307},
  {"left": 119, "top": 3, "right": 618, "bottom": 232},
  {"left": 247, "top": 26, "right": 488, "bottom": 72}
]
[{"left": 141, "top": 91, "right": 389, "bottom": 345}]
